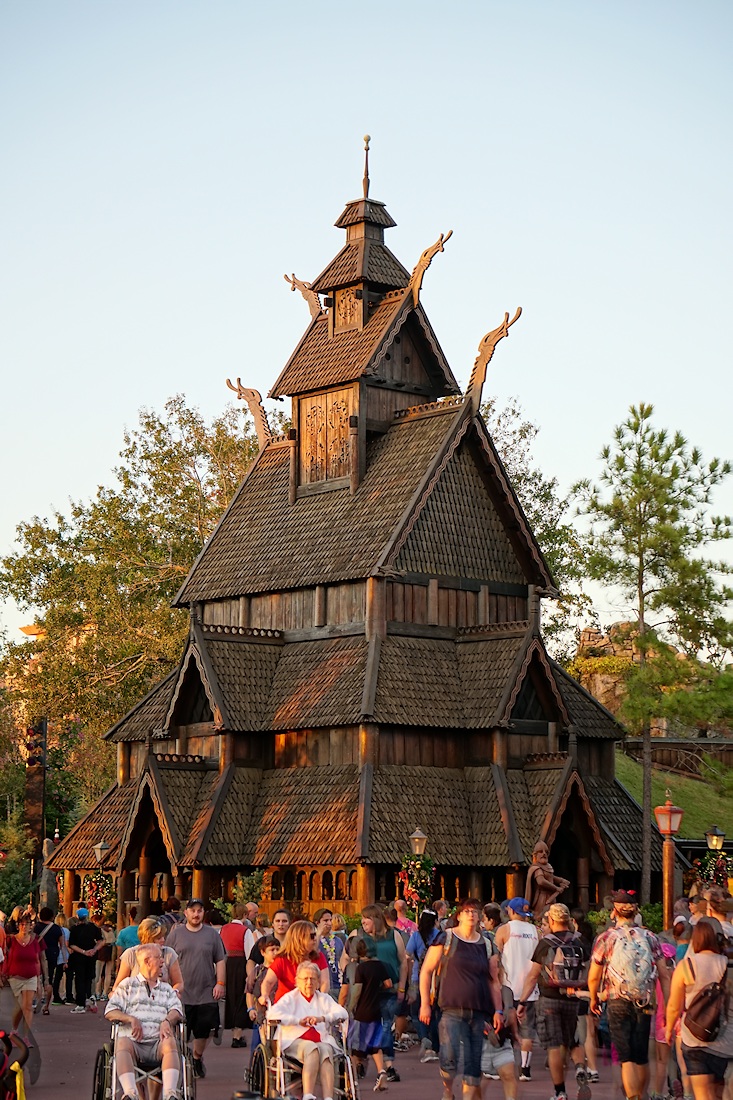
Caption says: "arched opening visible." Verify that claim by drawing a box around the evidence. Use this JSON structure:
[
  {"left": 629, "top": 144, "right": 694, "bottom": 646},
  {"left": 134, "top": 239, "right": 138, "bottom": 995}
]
[{"left": 322, "top": 870, "right": 333, "bottom": 901}]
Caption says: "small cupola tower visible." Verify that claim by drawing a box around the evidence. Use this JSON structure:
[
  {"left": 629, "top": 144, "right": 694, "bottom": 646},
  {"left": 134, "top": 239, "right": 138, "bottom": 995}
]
[{"left": 311, "top": 136, "right": 409, "bottom": 336}]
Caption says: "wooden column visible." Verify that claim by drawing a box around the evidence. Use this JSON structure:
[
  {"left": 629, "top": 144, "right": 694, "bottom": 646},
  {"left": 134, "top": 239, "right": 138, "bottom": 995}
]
[
  {"left": 597, "top": 872, "right": 614, "bottom": 907},
  {"left": 117, "top": 742, "right": 130, "bottom": 786},
  {"left": 577, "top": 856, "right": 589, "bottom": 911},
  {"left": 174, "top": 871, "right": 186, "bottom": 901},
  {"left": 365, "top": 577, "right": 386, "bottom": 641},
  {"left": 219, "top": 731, "right": 234, "bottom": 773},
  {"left": 468, "top": 869, "right": 482, "bottom": 900},
  {"left": 354, "top": 864, "right": 375, "bottom": 910},
  {"left": 492, "top": 729, "right": 507, "bottom": 769},
  {"left": 358, "top": 724, "right": 378, "bottom": 767},
  {"left": 548, "top": 722, "right": 559, "bottom": 754},
  {"left": 314, "top": 585, "right": 326, "bottom": 628},
  {"left": 138, "top": 853, "right": 152, "bottom": 919},
  {"left": 116, "top": 869, "right": 134, "bottom": 931},
  {"left": 427, "top": 579, "right": 439, "bottom": 625},
  {"left": 349, "top": 415, "right": 360, "bottom": 494},
  {"left": 479, "top": 585, "right": 490, "bottom": 625},
  {"left": 506, "top": 865, "right": 524, "bottom": 899},
  {"left": 63, "top": 869, "right": 75, "bottom": 918},
  {"left": 192, "top": 867, "right": 207, "bottom": 903},
  {"left": 288, "top": 429, "right": 298, "bottom": 505}
]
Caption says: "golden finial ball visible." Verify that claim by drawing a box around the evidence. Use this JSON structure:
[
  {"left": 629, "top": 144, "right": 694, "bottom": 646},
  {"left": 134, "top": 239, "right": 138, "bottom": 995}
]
[{"left": 364, "top": 134, "right": 371, "bottom": 149}]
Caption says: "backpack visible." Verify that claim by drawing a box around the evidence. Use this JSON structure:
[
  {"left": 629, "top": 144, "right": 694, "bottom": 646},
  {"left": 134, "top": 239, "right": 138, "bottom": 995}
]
[
  {"left": 541, "top": 932, "right": 588, "bottom": 990},
  {"left": 684, "top": 958, "right": 729, "bottom": 1043},
  {"left": 605, "top": 926, "right": 656, "bottom": 1006}
]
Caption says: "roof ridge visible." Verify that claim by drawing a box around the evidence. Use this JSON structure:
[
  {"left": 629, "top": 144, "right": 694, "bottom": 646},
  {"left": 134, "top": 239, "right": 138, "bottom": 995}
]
[
  {"left": 202, "top": 625, "right": 284, "bottom": 641},
  {"left": 392, "top": 395, "right": 465, "bottom": 422},
  {"left": 457, "top": 619, "right": 531, "bottom": 638}
]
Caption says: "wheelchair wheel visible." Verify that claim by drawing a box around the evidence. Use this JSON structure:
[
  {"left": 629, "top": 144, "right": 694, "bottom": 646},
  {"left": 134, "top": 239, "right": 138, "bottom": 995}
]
[
  {"left": 92, "top": 1043, "right": 113, "bottom": 1100},
  {"left": 181, "top": 1044, "right": 197, "bottom": 1100},
  {"left": 249, "top": 1043, "right": 268, "bottom": 1097}
]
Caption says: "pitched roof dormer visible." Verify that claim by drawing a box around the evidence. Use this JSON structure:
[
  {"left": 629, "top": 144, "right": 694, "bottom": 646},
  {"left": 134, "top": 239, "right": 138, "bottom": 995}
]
[{"left": 311, "top": 138, "right": 409, "bottom": 336}]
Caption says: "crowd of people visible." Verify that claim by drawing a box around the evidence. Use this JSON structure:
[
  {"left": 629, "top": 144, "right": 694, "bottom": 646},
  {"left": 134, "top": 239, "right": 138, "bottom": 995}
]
[{"left": 0, "top": 882, "right": 732, "bottom": 1100}]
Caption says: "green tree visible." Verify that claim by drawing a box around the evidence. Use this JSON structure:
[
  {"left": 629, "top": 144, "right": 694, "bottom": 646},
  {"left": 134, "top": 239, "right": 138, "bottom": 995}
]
[
  {"left": 0, "top": 395, "right": 276, "bottom": 813},
  {"left": 574, "top": 402, "right": 733, "bottom": 901},
  {"left": 483, "top": 396, "right": 593, "bottom": 662}
]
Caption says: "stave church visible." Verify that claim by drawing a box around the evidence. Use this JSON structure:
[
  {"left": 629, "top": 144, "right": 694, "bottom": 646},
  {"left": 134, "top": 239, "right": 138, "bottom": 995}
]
[{"left": 49, "top": 145, "right": 663, "bottom": 921}]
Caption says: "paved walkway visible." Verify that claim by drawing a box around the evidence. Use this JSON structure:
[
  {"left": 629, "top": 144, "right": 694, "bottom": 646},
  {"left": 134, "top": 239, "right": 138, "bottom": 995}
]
[{"left": 2, "top": 998, "right": 622, "bottom": 1100}]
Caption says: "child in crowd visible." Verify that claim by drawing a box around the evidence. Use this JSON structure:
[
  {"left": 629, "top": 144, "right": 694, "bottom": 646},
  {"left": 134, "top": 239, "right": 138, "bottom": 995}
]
[{"left": 348, "top": 939, "right": 392, "bottom": 1091}]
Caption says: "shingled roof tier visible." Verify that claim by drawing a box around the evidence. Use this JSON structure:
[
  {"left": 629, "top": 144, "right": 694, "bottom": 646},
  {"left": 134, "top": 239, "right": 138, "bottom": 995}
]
[
  {"left": 311, "top": 241, "right": 409, "bottom": 294},
  {"left": 334, "top": 198, "right": 397, "bottom": 229},
  {"left": 176, "top": 406, "right": 458, "bottom": 603},
  {"left": 268, "top": 291, "right": 458, "bottom": 398},
  {"left": 584, "top": 774, "right": 665, "bottom": 872},
  {"left": 47, "top": 780, "right": 138, "bottom": 871},
  {"left": 104, "top": 671, "right": 177, "bottom": 743},
  {"left": 552, "top": 662, "right": 625, "bottom": 740}
]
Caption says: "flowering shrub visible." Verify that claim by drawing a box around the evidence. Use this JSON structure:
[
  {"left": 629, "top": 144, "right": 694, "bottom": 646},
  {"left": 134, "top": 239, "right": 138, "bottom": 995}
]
[
  {"left": 82, "top": 871, "right": 116, "bottom": 919},
  {"left": 693, "top": 851, "right": 733, "bottom": 888},
  {"left": 398, "top": 852, "right": 435, "bottom": 909}
]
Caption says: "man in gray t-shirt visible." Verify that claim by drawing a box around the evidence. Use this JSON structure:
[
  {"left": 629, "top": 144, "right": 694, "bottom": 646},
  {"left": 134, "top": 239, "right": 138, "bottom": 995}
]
[{"left": 166, "top": 899, "right": 226, "bottom": 1080}]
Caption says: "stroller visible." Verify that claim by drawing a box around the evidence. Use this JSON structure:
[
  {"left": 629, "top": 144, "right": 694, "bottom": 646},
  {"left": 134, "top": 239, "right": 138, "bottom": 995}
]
[{"left": 0, "top": 1031, "right": 29, "bottom": 1100}]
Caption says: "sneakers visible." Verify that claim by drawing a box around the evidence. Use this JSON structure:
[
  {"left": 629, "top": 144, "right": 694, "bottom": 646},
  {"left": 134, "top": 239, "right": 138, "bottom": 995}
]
[
  {"left": 420, "top": 1049, "right": 439, "bottom": 1063},
  {"left": 519, "top": 1067, "right": 532, "bottom": 1082},
  {"left": 356, "top": 1062, "right": 366, "bottom": 1079},
  {"left": 482, "top": 1072, "right": 501, "bottom": 1080},
  {"left": 51, "top": 1000, "right": 65, "bottom": 1006},
  {"left": 373, "top": 1071, "right": 388, "bottom": 1092},
  {"left": 576, "top": 1067, "right": 591, "bottom": 1100},
  {"left": 393, "top": 1039, "right": 410, "bottom": 1052},
  {"left": 213, "top": 1029, "right": 222, "bottom": 1046},
  {"left": 385, "top": 1067, "right": 400, "bottom": 1083},
  {"left": 552, "top": 1093, "right": 568, "bottom": 1100},
  {"left": 192, "top": 1057, "right": 206, "bottom": 1079},
  {"left": 70, "top": 1005, "right": 87, "bottom": 1013},
  {"left": 588, "top": 1072, "right": 600, "bottom": 1085}
]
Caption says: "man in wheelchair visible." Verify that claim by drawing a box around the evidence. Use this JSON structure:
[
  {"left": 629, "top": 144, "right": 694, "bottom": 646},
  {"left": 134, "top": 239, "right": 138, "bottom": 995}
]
[
  {"left": 266, "top": 961, "right": 349, "bottom": 1100},
  {"left": 105, "top": 943, "right": 184, "bottom": 1100}
]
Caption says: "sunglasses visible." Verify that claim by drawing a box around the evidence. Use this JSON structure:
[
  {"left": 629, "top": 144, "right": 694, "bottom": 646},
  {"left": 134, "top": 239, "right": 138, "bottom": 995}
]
[{"left": 309, "top": 933, "right": 317, "bottom": 939}]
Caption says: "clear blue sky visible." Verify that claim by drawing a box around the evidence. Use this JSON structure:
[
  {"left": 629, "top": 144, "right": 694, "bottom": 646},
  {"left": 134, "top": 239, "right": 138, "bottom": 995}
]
[{"left": 2, "top": 1, "right": 732, "bottom": 639}]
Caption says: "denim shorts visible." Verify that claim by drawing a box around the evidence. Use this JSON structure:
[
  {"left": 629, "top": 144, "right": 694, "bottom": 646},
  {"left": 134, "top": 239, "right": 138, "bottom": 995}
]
[
  {"left": 438, "top": 1008, "right": 487, "bottom": 1086},
  {"left": 681, "top": 1045, "right": 731, "bottom": 1082},
  {"left": 606, "top": 999, "right": 652, "bottom": 1065}
]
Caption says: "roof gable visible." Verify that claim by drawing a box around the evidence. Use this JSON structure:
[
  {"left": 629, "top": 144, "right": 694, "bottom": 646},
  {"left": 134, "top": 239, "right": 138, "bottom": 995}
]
[
  {"left": 268, "top": 290, "right": 458, "bottom": 399},
  {"left": 175, "top": 405, "right": 459, "bottom": 604},
  {"left": 104, "top": 670, "right": 177, "bottom": 743}
]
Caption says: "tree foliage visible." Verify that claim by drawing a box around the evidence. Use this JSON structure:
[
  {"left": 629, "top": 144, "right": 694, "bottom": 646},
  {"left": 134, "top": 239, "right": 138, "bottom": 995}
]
[
  {"left": 0, "top": 396, "right": 277, "bottom": 812},
  {"left": 573, "top": 402, "right": 733, "bottom": 900},
  {"left": 482, "top": 396, "right": 593, "bottom": 661}
]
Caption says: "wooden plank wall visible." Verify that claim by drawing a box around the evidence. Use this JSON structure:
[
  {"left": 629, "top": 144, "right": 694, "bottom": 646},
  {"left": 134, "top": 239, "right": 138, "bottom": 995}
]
[
  {"left": 202, "top": 583, "right": 527, "bottom": 631},
  {"left": 387, "top": 581, "right": 527, "bottom": 628},
  {"left": 275, "top": 728, "right": 359, "bottom": 767},
  {"left": 506, "top": 732, "right": 551, "bottom": 767}
]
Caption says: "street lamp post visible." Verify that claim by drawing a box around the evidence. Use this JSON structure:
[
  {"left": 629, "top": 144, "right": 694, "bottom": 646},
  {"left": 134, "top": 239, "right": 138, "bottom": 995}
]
[
  {"left": 705, "top": 826, "right": 725, "bottom": 851},
  {"left": 409, "top": 829, "right": 428, "bottom": 857},
  {"left": 93, "top": 839, "right": 111, "bottom": 866},
  {"left": 654, "top": 791, "right": 684, "bottom": 931}
]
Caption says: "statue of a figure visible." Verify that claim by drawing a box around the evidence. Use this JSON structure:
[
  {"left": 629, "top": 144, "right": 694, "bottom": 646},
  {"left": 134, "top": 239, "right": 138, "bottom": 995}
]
[
  {"left": 39, "top": 837, "right": 59, "bottom": 913},
  {"left": 525, "top": 841, "right": 570, "bottom": 915}
]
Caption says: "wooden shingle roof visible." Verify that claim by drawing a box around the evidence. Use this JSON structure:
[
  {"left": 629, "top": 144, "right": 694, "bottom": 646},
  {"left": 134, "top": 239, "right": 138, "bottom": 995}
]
[
  {"left": 368, "top": 766, "right": 478, "bottom": 864},
  {"left": 47, "top": 779, "right": 138, "bottom": 871},
  {"left": 200, "top": 766, "right": 264, "bottom": 866},
  {"left": 394, "top": 440, "right": 528, "bottom": 584},
  {"left": 240, "top": 765, "right": 361, "bottom": 865},
  {"left": 372, "top": 637, "right": 464, "bottom": 727},
  {"left": 267, "top": 637, "right": 368, "bottom": 730},
  {"left": 104, "top": 671, "right": 177, "bottom": 743},
  {"left": 204, "top": 633, "right": 282, "bottom": 730},
  {"left": 456, "top": 631, "right": 530, "bottom": 727},
  {"left": 465, "top": 766, "right": 512, "bottom": 865},
  {"left": 175, "top": 406, "right": 459, "bottom": 604},
  {"left": 310, "top": 241, "right": 409, "bottom": 294},
  {"left": 584, "top": 775, "right": 664, "bottom": 872},
  {"left": 552, "top": 663, "right": 625, "bottom": 740}
]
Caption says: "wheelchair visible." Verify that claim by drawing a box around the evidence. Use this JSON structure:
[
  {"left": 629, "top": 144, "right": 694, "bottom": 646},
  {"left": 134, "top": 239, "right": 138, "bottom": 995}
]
[
  {"left": 92, "top": 1021, "right": 196, "bottom": 1100},
  {"left": 248, "top": 1019, "right": 358, "bottom": 1100}
]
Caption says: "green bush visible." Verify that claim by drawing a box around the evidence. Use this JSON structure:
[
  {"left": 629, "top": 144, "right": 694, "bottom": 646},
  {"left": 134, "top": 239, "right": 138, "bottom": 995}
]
[{"left": 640, "top": 902, "right": 663, "bottom": 933}]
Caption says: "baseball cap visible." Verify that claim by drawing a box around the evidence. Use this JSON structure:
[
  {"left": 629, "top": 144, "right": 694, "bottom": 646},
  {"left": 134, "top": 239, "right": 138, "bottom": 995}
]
[
  {"left": 506, "top": 897, "right": 532, "bottom": 917},
  {"left": 611, "top": 890, "right": 637, "bottom": 908},
  {"left": 186, "top": 898, "right": 205, "bottom": 909},
  {"left": 77, "top": 907, "right": 89, "bottom": 918}
]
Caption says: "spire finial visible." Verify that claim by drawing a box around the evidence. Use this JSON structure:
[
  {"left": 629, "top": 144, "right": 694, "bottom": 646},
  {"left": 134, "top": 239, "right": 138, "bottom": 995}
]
[{"left": 362, "top": 134, "right": 371, "bottom": 199}]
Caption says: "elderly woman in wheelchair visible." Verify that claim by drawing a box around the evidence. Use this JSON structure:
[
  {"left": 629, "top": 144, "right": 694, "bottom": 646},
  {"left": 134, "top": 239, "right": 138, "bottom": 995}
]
[
  {"left": 266, "top": 961, "right": 349, "bottom": 1100},
  {"left": 105, "top": 943, "right": 184, "bottom": 1100}
]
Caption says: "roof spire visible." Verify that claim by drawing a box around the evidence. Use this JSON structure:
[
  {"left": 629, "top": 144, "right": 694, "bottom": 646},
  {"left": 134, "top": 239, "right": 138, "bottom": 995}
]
[{"left": 362, "top": 134, "right": 371, "bottom": 198}]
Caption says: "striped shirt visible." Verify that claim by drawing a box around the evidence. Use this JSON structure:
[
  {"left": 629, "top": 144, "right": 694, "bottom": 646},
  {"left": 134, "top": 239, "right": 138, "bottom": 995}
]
[{"left": 105, "top": 975, "right": 183, "bottom": 1041}]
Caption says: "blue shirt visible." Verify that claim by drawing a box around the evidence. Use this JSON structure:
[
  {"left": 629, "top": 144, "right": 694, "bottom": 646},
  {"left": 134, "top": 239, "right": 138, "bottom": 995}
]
[
  {"left": 406, "top": 927, "right": 439, "bottom": 983},
  {"left": 116, "top": 924, "right": 140, "bottom": 950}
]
